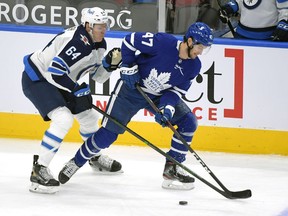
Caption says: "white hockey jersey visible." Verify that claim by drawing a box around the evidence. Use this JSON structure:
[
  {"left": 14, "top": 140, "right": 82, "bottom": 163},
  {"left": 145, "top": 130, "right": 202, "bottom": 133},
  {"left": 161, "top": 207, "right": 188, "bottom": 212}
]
[
  {"left": 23, "top": 25, "right": 111, "bottom": 92},
  {"left": 227, "top": 0, "right": 288, "bottom": 39}
]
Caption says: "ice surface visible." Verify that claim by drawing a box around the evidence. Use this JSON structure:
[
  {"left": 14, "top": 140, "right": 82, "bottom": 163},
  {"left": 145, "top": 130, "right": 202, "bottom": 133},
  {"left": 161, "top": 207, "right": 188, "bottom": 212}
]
[{"left": 0, "top": 138, "right": 287, "bottom": 216}]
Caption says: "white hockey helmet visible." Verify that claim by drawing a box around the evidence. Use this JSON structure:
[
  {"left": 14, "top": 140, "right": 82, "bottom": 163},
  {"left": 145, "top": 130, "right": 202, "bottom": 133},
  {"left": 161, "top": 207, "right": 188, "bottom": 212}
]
[{"left": 81, "top": 7, "right": 110, "bottom": 30}]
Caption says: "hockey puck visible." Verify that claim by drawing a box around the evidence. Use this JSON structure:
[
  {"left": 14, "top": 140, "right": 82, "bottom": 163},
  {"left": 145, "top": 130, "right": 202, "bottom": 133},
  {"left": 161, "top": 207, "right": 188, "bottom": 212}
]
[{"left": 179, "top": 201, "right": 188, "bottom": 205}]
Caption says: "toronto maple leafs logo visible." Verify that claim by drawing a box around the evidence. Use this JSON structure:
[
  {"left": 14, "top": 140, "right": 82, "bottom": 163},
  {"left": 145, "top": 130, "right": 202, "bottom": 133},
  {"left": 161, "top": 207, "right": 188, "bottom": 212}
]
[{"left": 143, "top": 68, "right": 171, "bottom": 93}]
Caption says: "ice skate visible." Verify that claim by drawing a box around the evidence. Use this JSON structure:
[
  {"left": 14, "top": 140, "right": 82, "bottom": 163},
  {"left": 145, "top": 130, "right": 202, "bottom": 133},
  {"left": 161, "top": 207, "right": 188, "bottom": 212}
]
[
  {"left": 162, "top": 161, "right": 195, "bottom": 190},
  {"left": 89, "top": 154, "right": 123, "bottom": 174},
  {"left": 58, "top": 158, "right": 80, "bottom": 184},
  {"left": 29, "top": 155, "right": 60, "bottom": 194}
]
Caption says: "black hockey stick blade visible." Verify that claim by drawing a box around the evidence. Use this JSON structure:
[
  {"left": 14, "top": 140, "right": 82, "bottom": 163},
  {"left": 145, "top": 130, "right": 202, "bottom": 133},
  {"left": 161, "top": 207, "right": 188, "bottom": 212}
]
[{"left": 229, "top": 190, "right": 252, "bottom": 199}]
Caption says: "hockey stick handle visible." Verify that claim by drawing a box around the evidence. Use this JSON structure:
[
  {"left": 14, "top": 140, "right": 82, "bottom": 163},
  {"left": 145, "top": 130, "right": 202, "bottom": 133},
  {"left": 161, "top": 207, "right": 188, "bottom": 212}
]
[
  {"left": 92, "top": 104, "right": 242, "bottom": 199},
  {"left": 227, "top": 20, "right": 236, "bottom": 37},
  {"left": 135, "top": 84, "right": 251, "bottom": 198}
]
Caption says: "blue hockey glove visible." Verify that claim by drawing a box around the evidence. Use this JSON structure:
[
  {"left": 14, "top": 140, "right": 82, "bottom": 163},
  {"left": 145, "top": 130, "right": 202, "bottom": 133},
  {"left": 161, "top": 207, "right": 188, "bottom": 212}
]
[
  {"left": 155, "top": 105, "right": 175, "bottom": 127},
  {"left": 102, "top": 48, "right": 122, "bottom": 72},
  {"left": 71, "top": 83, "right": 92, "bottom": 114},
  {"left": 120, "top": 64, "right": 140, "bottom": 89},
  {"left": 272, "top": 20, "right": 288, "bottom": 41}
]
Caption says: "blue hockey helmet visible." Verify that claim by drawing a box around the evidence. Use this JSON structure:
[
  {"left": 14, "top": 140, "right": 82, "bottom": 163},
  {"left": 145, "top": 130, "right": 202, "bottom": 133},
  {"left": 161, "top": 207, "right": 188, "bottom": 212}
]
[{"left": 184, "top": 22, "right": 213, "bottom": 47}]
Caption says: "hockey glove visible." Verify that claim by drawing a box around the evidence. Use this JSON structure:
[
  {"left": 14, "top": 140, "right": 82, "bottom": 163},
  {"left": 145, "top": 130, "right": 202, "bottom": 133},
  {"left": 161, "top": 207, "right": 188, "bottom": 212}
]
[
  {"left": 71, "top": 82, "right": 92, "bottom": 114},
  {"left": 272, "top": 20, "right": 288, "bottom": 41},
  {"left": 120, "top": 64, "right": 140, "bottom": 89},
  {"left": 102, "top": 48, "right": 122, "bottom": 72},
  {"left": 218, "top": 4, "right": 236, "bottom": 24},
  {"left": 73, "top": 82, "right": 91, "bottom": 97},
  {"left": 155, "top": 105, "right": 175, "bottom": 127}
]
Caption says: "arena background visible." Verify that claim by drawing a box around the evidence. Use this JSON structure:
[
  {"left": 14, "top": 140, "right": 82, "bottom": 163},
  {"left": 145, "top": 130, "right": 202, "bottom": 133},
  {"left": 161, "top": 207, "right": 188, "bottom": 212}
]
[{"left": 0, "top": 0, "right": 287, "bottom": 155}]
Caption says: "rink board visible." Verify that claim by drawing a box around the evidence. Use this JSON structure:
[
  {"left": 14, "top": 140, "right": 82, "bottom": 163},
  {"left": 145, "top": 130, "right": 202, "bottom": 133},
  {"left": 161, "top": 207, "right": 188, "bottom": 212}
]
[
  {"left": 0, "top": 112, "right": 287, "bottom": 155},
  {"left": 0, "top": 25, "right": 287, "bottom": 155}
]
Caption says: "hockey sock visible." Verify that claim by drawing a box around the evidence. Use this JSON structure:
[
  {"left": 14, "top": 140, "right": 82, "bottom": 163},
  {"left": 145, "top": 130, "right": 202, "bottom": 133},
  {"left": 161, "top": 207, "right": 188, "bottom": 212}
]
[
  {"left": 74, "top": 127, "right": 118, "bottom": 166},
  {"left": 167, "top": 130, "right": 194, "bottom": 163},
  {"left": 39, "top": 106, "right": 73, "bottom": 166},
  {"left": 38, "top": 130, "right": 63, "bottom": 166}
]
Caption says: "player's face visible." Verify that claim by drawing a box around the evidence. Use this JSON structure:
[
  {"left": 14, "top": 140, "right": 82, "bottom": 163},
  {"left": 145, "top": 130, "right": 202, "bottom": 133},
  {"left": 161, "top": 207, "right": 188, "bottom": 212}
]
[
  {"left": 189, "top": 44, "right": 206, "bottom": 59},
  {"left": 179, "top": 38, "right": 204, "bottom": 59},
  {"left": 180, "top": 38, "right": 209, "bottom": 59},
  {"left": 91, "top": 24, "right": 107, "bottom": 42},
  {"left": 188, "top": 38, "right": 209, "bottom": 59}
]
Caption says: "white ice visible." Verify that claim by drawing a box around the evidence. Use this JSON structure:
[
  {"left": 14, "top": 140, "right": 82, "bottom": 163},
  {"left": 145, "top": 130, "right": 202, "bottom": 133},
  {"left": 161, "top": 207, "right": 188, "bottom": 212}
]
[{"left": 0, "top": 138, "right": 287, "bottom": 216}]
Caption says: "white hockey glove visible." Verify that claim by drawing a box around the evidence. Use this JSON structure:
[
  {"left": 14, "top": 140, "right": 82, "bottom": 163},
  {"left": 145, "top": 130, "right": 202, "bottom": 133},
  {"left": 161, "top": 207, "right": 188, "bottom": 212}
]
[
  {"left": 102, "top": 48, "right": 122, "bottom": 72},
  {"left": 120, "top": 64, "right": 140, "bottom": 89}
]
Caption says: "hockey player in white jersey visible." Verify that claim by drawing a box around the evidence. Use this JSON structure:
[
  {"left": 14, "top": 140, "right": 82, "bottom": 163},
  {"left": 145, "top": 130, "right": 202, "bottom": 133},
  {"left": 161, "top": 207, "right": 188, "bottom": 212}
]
[
  {"left": 58, "top": 22, "right": 213, "bottom": 190},
  {"left": 218, "top": 0, "right": 288, "bottom": 41},
  {"left": 22, "top": 7, "right": 123, "bottom": 194}
]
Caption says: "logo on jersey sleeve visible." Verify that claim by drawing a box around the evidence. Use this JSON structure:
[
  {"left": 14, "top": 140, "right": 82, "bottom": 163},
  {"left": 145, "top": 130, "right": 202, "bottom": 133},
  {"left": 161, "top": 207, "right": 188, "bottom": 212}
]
[
  {"left": 80, "top": 34, "right": 90, "bottom": 46},
  {"left": 174, "top": 64, "right": 184, "bottom": 76},
  {"left": 143, "top": 68, "right": 171, "bottom": 93}
]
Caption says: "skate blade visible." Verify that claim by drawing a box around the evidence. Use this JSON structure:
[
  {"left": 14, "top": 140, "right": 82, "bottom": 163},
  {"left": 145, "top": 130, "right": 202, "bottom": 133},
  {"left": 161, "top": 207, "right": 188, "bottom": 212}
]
[
  {"left": 162, "top": 179, "right": 194, "bottom": 190},
  {"left": 29, "top": 183, "right": 59, "bottom": 194},
  {"left": 90, "top": 167, "right": 124, "bottom": 175}
]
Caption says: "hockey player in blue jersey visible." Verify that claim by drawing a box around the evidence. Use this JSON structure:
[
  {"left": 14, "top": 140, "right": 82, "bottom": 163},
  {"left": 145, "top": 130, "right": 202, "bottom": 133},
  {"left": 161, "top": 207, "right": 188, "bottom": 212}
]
[
  {"left": 218, "top": 0, "right": 288, "bottom": 41},
  {"left": 58, "top": 22, "right": 213, "bottom": 190},
  {"left": 22, "top": 7, "right": 123, "bottom": 194}
]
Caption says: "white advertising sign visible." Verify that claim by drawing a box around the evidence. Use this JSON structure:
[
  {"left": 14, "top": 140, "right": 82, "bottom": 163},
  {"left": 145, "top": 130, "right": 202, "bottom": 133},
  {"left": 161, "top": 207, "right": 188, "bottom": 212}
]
[{"left": 0, "top": 30, "right": 287, "bottom": 131}]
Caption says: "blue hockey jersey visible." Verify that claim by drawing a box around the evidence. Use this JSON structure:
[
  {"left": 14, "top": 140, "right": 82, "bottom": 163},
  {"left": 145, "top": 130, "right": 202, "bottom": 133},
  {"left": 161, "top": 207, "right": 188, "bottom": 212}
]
[{"left": 121, "top": 32, "right": 202, "bottom": 105}]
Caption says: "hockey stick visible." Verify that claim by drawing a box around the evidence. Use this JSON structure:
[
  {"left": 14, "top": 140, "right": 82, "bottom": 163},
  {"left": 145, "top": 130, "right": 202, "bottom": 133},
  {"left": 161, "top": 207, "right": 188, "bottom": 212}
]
[
  {"left": 216, "top": 0, "right": 236, "bottom": 37},
  {"left": 135, "top": 84, "right": 252, "bottom": 199},
  {"left": 92, "top": 104, "right": 248, "bottom": 199}
]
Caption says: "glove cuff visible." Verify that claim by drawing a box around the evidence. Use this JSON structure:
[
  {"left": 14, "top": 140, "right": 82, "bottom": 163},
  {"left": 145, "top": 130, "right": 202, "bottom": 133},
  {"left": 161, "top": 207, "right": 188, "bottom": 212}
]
[
  {"left": 102, "top": 58, "right": 113, "bottom": 72},
  {"left": 73, "top": 83, "right": 91, "bottom": 97},
  {"left": 120, "top": 64, "right": 138, "bottom": 75}
]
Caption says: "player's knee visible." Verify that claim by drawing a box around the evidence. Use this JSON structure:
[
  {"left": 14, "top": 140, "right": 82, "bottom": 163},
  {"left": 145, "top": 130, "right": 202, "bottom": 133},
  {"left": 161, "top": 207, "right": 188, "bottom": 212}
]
[
  {"left": 91, "top": 127, "right": 118, "bottom": 149},
  {"left": 177, "top": 112, "right": 198, "bottom": 134},
  {"left": 49, "top": 107, "right": 74, "bottom": 135},
  {"left": 75, "top": 109, "right": 99, "bottom": 134}
]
